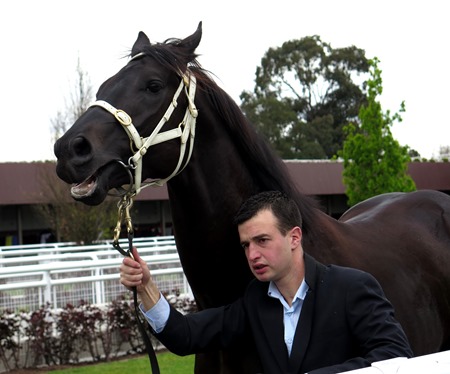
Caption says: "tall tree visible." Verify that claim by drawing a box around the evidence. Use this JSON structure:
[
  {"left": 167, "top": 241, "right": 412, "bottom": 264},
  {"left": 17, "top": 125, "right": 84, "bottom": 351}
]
[
  {"left": 37, "top": 59, "right": 117, "bottom": 244},
  {"left": 240, "top": 35, "right": 369, "bottom": 159},
  {"left": 437, "top": 145, "right": 450, "bottom": 161},
  {"left": 50, "top": 57, "right": 94, "bottom": 143},
  {"left": 339, "top": 57, "right": 416, "bottom": 206}
]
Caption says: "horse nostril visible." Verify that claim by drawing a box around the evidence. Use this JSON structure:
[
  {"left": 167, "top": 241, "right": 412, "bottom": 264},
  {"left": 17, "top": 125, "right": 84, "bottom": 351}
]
[{"left": 70, "top": 136, "right": 93, "bottom": 164}]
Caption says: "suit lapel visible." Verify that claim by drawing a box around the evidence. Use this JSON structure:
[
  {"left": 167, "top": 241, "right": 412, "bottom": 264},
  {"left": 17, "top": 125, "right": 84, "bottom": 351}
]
[
  {"left": 259, "top": 291, "right": 290, "bottom": 370},
  {"left": 288, "top": 287, "right": 314, "bottom": 372},
  {"left": 288, "top": 254, "right": 323, "bottom": 373}
]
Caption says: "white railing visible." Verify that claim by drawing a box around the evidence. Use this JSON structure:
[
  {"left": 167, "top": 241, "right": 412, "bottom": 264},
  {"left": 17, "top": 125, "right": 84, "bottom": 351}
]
[
  {"left": 340, "top": 350, "right": 450, "bottom": 373},
  {"left": 0, "top": 236, "right": 191, "bottom": 311},
  {"left": 0, "top": 235, "right": 176, "bottom": 256}
]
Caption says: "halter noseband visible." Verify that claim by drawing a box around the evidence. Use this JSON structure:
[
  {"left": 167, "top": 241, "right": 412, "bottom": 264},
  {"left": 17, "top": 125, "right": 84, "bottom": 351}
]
[{"left": 90, "top": 54, "right": 198, "bottom": 196}]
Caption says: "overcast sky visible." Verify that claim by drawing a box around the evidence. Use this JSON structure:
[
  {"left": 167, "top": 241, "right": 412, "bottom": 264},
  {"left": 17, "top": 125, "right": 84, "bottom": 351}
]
[{"left": 1, "top": 0, "right": 448, "bottom": 162}]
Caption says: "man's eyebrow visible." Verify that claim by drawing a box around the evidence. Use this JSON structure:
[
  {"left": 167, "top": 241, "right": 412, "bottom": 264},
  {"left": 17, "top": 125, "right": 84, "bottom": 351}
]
[{"left": 249, "top": 234, "right": 269, "bottom": 242}]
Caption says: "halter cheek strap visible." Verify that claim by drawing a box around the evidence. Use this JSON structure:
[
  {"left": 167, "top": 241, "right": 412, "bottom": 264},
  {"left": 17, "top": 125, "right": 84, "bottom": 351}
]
[{"left": 90, "top": 71, "right": 198, "bottom": 196}]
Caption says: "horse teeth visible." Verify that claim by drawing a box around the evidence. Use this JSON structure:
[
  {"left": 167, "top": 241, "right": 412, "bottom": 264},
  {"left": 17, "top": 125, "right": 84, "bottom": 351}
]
[{"left": 70, "top": 176, "right": 97, "bottom": 198}]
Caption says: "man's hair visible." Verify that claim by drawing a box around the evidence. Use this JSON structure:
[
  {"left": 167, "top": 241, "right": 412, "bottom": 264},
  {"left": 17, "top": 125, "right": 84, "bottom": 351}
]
[{"left": 233, "top": 191, "right": 302, "bottom": 234}]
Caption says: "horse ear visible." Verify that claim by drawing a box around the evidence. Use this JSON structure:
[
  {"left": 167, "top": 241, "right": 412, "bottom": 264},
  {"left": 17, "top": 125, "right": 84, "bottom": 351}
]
[
  {"left": 131, "top": 31, "right": 151, "bottom": 56},
  {"left": 180, "top": 21, "right": 202, "bottom": 53}
]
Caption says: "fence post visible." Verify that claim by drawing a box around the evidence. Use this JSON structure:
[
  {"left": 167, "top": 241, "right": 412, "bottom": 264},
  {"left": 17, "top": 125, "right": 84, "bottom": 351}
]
[
  {"left": 95, "top": 267, "right": 103, "bottom": 304},
  {"left": 42, "top": 270, "right": 52, "bottom": 306}
]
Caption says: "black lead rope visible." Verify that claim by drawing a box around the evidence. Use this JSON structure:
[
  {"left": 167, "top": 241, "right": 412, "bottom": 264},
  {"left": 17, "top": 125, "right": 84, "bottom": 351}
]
[
  {"left": 113, "top": 197, "right": 161, "bottom": 374},
  {"left": 132, "top": 281, "right": 161, "bottom": 374}
]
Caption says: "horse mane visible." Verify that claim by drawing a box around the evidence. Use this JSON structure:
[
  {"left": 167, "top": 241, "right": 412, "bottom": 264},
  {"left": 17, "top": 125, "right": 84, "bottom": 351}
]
[
  {"left": 134, "top": 39, "right": 322, "bottom": 235},
  {"left": 194, "top": 67, "right": 322, "bottom": 235}
]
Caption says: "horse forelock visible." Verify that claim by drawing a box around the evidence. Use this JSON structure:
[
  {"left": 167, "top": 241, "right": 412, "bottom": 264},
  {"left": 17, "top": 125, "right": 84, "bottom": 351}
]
[{"left": 130, "top": 38, "right": 202, "bottom": 77}]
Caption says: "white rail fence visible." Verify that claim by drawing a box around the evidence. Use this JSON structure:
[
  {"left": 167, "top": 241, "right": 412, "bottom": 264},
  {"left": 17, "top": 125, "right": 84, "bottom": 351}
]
[{"left": 0, "top": 236, "right": 191, "bottom": 311}]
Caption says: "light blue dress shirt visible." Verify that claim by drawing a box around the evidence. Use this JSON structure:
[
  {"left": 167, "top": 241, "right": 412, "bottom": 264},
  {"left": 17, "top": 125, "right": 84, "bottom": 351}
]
[
  {"left": 140, "top": 294, "right": 170, "bottom": 333},
  {"left": 141, "top": 279, "right": 309, "bottom": 356},
  {"left": 267, "top": 279, "right": 309, "bottom": 356}
]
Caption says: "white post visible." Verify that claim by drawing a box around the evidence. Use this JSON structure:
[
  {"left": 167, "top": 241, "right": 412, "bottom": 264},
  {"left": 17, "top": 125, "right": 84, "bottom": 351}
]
[
  {"left": 95, "top": 268, "right": 103, "bottom": 304},
  {"left": 42, "top": 270, "right": 52, "bottom": 305}
]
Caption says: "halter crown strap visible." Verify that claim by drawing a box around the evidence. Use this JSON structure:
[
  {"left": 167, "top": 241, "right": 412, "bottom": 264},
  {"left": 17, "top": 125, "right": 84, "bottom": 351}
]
[{"left": 90, "top": 71, "right": 197, "bottom": 196}]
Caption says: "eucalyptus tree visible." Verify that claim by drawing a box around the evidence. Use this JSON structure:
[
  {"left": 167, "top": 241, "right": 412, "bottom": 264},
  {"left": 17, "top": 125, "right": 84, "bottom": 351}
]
[{"left": 240, "top": 35, "right": 369, "bottom": 159}]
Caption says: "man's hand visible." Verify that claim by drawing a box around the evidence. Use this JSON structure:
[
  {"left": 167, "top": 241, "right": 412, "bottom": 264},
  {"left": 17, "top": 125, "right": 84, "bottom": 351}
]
[
  {"left": 120, "top": 247, "right": 150, "bottom": 290},
  {"left": 120, "top": 247, "right": 161, "bottom": 310}
]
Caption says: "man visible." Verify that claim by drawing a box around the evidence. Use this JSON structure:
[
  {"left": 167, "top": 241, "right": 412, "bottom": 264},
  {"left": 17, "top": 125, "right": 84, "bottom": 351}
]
[{"left": 120, "top": 191, "right": 412, "bottom": 373}]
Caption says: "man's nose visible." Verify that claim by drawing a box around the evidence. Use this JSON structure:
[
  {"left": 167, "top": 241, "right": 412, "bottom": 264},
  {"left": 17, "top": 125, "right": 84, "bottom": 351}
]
[{"left": 247, "top": 243, "right": 261, "bottom": 260}]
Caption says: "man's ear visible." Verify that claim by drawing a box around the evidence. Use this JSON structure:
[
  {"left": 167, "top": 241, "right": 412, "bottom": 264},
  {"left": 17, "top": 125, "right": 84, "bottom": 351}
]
[{"left": 290, "top": 226, "right": 302, "bottom": 248}]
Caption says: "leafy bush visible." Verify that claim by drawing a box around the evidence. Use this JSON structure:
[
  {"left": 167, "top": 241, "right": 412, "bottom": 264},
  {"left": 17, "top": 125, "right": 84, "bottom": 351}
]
[
  {"left": 0, "top": 293, "right": 196, "bottom": 372},
  {"left": 0, "top": 309, "right": 22, "bottom": 371}
]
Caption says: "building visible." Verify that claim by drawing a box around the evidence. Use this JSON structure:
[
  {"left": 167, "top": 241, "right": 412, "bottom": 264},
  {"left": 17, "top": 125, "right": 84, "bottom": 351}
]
[{"left": 1, "top": 161, "right": 449, "bottom": 245}]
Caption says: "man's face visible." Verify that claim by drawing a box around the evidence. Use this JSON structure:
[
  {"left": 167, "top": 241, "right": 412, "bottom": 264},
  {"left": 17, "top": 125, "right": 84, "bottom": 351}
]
[{"left": 238, "top": 209, "right": 301, "bottom": 282}]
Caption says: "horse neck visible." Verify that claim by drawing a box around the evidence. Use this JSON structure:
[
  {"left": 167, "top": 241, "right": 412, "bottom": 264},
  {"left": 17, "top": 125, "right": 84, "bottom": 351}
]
[
  {"left": 168, "top": 105, "right": 255, "bottom": 216},
  {"left": 300, "top": 212, "right": 351, "bottom": 265}
]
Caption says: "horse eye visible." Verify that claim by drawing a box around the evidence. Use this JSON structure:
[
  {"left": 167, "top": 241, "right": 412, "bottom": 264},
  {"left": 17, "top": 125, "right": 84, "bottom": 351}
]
[{"left": 145, "top": 81, "right": 163, "bottom": 93}]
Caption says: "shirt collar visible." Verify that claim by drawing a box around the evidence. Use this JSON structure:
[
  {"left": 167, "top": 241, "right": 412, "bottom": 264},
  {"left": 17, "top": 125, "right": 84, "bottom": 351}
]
[{"left": 268, "top": 278, "right": 309, "bottom": 305}]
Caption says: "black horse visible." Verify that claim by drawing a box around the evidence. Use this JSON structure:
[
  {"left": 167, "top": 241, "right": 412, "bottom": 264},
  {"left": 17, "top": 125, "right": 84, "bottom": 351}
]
[{"left": 54, "top": 23, "right": 450, "bottom": 373}]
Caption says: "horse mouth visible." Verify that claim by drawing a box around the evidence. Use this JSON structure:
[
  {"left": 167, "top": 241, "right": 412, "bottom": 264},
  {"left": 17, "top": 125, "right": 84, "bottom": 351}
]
[
  {"left": 71, "top": 174, "right": 98, "bottom": 199},
  {"left": 67, "top": 161, "right": 129, "bottom": 205}
]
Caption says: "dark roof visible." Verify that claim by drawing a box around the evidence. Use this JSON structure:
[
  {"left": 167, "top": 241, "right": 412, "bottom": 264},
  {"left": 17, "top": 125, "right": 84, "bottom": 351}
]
[
  {"left": 1, "top": 162, "right": 53, "bottom": 205},
  {"left": 285, "top": 161, "right": 346, "bottom": 195},
  {"left": 285, "top": 160, "right": 450, "bottom": 195},
  {"left": 1, "top": 161, "right": 449, "bottom": 205}
]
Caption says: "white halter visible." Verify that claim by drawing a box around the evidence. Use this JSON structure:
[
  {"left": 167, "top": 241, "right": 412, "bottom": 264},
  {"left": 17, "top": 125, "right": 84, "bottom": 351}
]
[{"left": 90, "top": 54, "right": 198, "bottom": 196}]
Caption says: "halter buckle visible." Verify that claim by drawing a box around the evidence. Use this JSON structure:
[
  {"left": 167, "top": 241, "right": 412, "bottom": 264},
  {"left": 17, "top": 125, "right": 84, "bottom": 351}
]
[{"left": 115, "top": 110, "right": 132, "bottom": 126}]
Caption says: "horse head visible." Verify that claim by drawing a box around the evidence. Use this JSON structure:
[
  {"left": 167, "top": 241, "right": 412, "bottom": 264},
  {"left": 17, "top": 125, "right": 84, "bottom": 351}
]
[{"left": 54, "top": 23, "right": 202, "bottom": 205}]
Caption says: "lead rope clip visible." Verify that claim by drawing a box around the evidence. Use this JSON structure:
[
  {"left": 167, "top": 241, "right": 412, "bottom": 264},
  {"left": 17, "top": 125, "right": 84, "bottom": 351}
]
[{"left": 113, "top": 195, "right": 134, "bottom": 258}]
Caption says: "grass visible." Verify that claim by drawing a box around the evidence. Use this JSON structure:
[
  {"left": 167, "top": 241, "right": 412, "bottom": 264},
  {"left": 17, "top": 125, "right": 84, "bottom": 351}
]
[{"left": 48, "top": 351, "right": 195, "bottom": 374}]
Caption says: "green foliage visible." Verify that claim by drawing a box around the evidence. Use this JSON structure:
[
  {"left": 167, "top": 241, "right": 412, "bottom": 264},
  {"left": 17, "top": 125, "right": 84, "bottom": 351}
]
[
  {"left": 240, "top": 35, "right": 369, "bottom": 159},
  {"left": 339, "top": 58, "right": 416, "bottom": 206}
]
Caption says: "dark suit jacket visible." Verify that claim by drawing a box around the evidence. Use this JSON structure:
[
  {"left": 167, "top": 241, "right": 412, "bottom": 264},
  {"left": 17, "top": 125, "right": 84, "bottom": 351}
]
[{"left": 155, "top": 254, "right": 412, "bottom": 373}]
